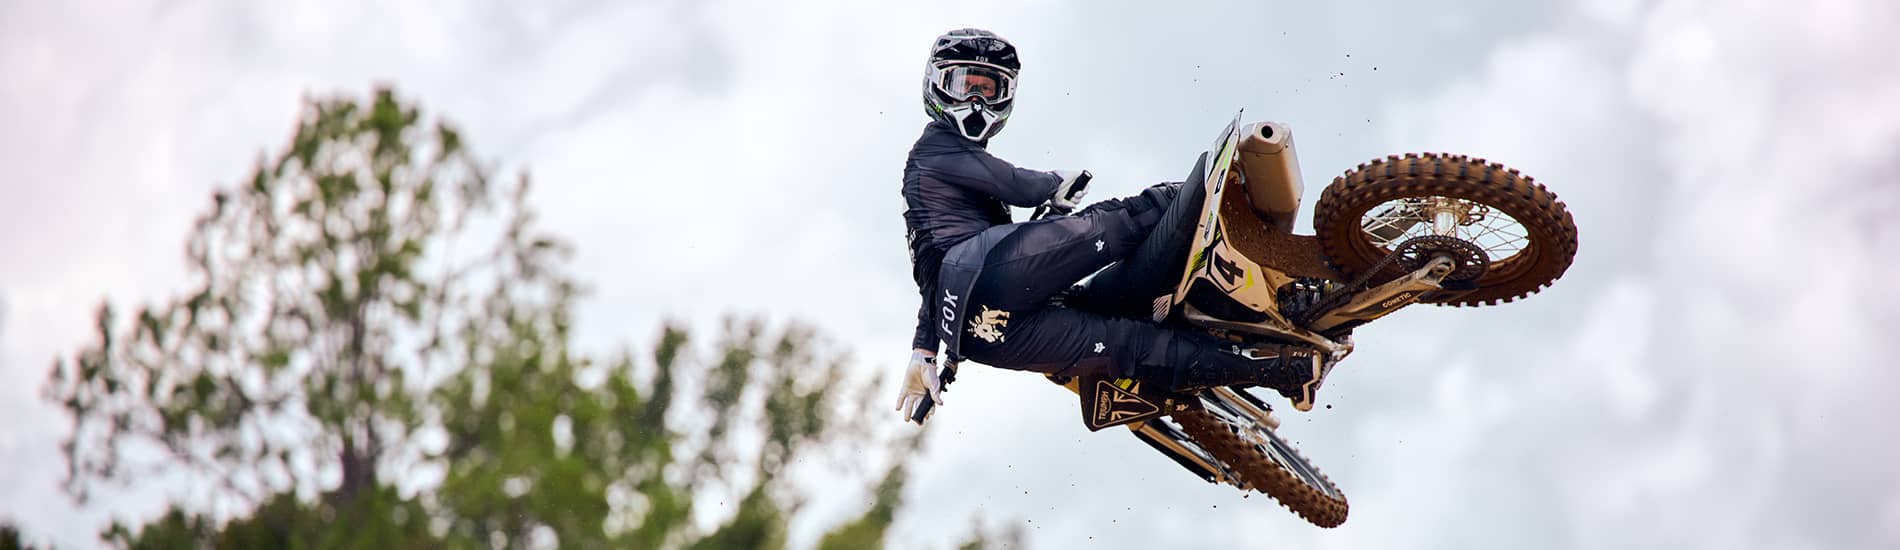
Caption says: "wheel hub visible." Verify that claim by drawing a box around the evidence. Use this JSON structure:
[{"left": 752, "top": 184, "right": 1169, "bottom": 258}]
[{"left": 1395, "top": 235, "right": 1488, "bottom": 283}]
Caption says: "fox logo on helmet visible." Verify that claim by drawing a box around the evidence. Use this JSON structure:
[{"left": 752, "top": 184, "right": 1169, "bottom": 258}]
[{"left": 923, "top": 28, "right": 1020, "bottom": 143}]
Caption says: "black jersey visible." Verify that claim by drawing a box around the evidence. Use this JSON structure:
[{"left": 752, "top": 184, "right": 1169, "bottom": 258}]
[{"left": 901, "top": 121, "right": 1062, "bottom": 350}]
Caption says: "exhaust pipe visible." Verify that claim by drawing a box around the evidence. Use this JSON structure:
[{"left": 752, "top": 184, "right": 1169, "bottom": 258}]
[{"left": 1237, "top": 121, "right": 1304, "bottom": 233}]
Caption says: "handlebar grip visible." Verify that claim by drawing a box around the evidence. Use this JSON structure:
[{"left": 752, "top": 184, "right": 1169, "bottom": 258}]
[
  {"left": 908, "top": 395, "right": 935, "bottom": 423},
  {"left": 1062, "top": 170, "right": 1093, "bottom": 202},
  {"left": 1031, "top": 170, "right": 1093, "bottom": 221},
  {"left": 909, "top": 361, "right": 959, "bottom": 424}
]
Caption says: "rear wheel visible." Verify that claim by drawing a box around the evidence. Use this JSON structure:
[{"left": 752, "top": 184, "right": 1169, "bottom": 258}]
[{"left": 1312, "top": 153, "right": 1579, "bottom": 306}]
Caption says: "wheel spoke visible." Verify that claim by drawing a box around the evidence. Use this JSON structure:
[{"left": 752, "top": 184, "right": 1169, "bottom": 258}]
[
  {"left": 1462, "top": 218, "right": 1525, "bottom": 260},
  {"left": 1360, "top": 196, "right": 1530, "bottom": 262},
  {"left": 1360, "top": 203, "right": 1428, "bottom": 248},
  {"left": 1479, "top": 226, "right": 1529, "bottom": 258}
]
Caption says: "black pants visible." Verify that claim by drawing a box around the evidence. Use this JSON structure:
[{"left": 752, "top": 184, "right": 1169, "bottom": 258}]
[{"left": 949, "top": 155, "right": 1243, "bottom": 380}]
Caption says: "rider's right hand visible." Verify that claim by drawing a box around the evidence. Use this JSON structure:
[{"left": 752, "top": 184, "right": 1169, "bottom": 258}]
[
  {"left": 1050, "top": 169, "right": 1092, "bottom": 211},
  {"left": 896, "top": 349, "right": 943, "bottom": 423}
]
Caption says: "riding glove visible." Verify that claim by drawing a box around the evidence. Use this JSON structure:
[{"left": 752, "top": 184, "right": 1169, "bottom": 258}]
[
  {"left": 896, "top": 349, "right": 943, "bottom": 422},
  {"left": 1050, "top": 169, "right": 1093, "bottom": 211}
]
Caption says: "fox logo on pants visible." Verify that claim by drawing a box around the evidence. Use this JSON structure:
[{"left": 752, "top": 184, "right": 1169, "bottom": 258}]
[
  {"left": 968, "top": 306, "right": 1010, "bottom": 343},
  {"left": 938, "top": 289, "right": 961, "bottom": 337}
]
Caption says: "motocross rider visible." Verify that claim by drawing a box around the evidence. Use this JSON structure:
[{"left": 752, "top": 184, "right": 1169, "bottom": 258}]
[{"left": 897, "top": 29, "right": 1334, "bottom": 423}]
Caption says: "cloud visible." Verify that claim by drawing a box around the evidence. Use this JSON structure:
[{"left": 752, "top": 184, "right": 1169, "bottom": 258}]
[
  {"left": 1622, "top": 2, "right": 1900, "bottom": 547},
  {"left": 1320, "top": 1, "right": 1900, "bottom": 549},
  {"left": 6, "top": 0, "right": 1898, "bottom": 548}
]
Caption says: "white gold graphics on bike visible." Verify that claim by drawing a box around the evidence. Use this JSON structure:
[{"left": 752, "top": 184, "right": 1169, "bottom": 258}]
[
  {"left": 914, "top": 110, "right": 1577, "bottom": 530},
  {"left": 1052, "top": 110, "right": 1576, "bottom": 529}
]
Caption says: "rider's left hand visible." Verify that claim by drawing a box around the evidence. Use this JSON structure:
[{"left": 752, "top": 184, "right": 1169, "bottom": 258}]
[{"left": 896, "top": 349, "right": 943, "bottom": 423}]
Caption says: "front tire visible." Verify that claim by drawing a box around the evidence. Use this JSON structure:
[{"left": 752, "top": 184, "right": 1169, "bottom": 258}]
[{"left": 1172, "top": 393, "right": 1349, "bottom": 527}]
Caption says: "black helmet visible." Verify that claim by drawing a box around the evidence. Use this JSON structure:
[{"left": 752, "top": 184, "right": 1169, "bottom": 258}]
[{"left": 923, "top": 28, "right": 1020, "bottom": 142}]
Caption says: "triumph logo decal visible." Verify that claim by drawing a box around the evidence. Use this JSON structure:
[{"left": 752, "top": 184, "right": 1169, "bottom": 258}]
[
  {"left": 1091, "top": 379, "right": 1159, "bottom": 426},
  {"left": 967, "top": 305, "right": 1009, "bottom": 343}
]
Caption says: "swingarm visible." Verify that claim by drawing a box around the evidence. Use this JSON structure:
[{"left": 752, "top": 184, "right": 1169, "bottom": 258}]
[{"left": 1305, "top": 254, "right": 1461, "bottom": 332}]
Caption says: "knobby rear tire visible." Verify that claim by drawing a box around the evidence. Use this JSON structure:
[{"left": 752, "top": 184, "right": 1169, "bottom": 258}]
[{"left": 1312, "top": 153, "right": 1579, "bottom": 306}]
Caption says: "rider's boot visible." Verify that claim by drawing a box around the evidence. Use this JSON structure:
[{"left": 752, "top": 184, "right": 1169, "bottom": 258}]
[{"left": 1161, "top": 342, "right": 1334, "bottom": 412}]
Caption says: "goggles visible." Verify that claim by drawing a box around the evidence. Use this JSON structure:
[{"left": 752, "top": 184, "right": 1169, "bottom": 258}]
[{"left": 930, "top": 63, "right": 1016, "bottom": 104}]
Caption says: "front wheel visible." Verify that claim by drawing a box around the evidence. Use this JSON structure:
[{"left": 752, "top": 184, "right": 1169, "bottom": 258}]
[
  {"left": 1312, "top": 153, "right": 1579, "bottom": 306},
  {"left": 1172, "top": 389, "right": 1349, "bottom": 527}
]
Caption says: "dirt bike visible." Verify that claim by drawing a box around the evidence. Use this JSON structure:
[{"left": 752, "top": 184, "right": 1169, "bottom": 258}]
[{"left": 913, "top": 111, "right": 1579, "bottom": 527}]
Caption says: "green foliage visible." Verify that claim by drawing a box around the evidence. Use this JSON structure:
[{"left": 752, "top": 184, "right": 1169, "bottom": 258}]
[
  {"left": 815, "top": 458, "right": 911, "bottom": 550},
  {"left": 1, "top": 523, "right": 41, "bottom": 550},
  {"left": 101, "top": 488, "right": 434, "bottom": 550},
  {"left": 46, "top": 86, "right": 494, "bottom": 509},
  {"left": 955, "top": 521, "right": 1028, "bottom": 550},
  {"left": 43, "top": 87, "right": 924, "bottom": 550}
]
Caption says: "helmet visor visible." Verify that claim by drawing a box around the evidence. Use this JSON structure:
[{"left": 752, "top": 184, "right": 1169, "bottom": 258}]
[{"left": 932, "top": 64, "right": 1015, "bottom": 103}]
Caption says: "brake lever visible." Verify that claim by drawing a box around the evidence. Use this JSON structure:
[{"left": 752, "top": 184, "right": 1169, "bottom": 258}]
[{"left": 1029, "top": 203, "right": 1073, "bottom": 221}]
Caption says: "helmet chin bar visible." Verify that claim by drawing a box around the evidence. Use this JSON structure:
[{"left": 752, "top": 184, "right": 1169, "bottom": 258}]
[{"left": 944, "top": 103, "right": 1005, "bottom": 142}]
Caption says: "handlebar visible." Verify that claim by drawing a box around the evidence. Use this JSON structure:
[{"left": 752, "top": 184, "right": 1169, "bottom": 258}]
[
  {"left": 1030, "top": 170, "right": 1093, "bottom": 221},
  {"left": 909, "top": 359, "right": 960, "bottom": 424}
]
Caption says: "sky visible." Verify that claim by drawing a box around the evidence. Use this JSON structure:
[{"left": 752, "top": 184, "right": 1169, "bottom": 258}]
[{"left": 3, "top": 0, "right": 1899, "bottom": 548}]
